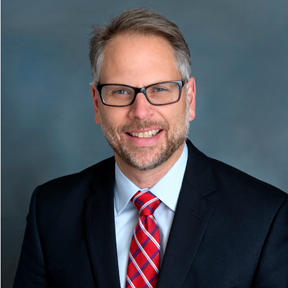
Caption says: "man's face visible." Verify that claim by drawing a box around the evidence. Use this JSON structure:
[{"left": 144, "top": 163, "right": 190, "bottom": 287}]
[{"left": 91, "top": 33, "right": 195, "bottom": 172}]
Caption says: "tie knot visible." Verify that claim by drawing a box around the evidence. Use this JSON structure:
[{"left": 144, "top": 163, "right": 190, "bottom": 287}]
[{"left": 131, "top": 191, "right": 161, "bottom": 216}]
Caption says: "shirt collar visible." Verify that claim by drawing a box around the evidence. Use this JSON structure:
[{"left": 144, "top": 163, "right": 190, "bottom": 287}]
[{"left": 114, "top": 143, "right": 188, "bottom": 215}]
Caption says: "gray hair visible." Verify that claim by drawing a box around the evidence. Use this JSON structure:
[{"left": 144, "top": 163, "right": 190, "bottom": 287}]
[{"left": 89, "top": 8, "right": 191, "bottom": 83}]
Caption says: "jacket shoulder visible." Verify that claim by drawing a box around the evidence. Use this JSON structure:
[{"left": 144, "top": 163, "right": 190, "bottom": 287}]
[
  {"left": 207, "top": 156, "right": 287, "bottom": 214},
  {"left": 211, "top": 156, "right": 285, "bottom": 194},
  {"left": 186, "top": 140, "right": 287, "bottom": 210},
  {"left": 33, "top": 156, "right": 115, "bottom": 205}
]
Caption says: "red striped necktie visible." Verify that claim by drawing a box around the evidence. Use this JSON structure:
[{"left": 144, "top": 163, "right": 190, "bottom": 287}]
[{"left": 126, "top": 191, "right": 161, "bottom": 288}]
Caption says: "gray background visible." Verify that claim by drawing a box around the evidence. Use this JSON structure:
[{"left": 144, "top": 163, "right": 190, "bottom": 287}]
[{"left": 2, "top": 0, "right": 288, "bottom": 286}]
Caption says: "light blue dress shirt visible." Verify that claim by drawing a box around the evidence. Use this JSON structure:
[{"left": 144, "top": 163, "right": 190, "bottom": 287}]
[{"left": 114, "top": 144, "right": 188, "bottom": 288}]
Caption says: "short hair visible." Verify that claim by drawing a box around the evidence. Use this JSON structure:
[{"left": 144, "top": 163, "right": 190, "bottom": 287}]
[{"left": 89, "top": 8, "right": 191, "bottom": 83}]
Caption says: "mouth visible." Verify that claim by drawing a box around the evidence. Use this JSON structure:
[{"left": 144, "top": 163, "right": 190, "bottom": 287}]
[{"left": 127, "top": 129, "right": 161, "bottom": 138}]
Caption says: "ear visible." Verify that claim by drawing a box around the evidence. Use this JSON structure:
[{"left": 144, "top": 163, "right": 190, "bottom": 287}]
[
  {"left": 90, "top": 83, "right": 101, "bottom": 125},
  {"left": 186, "top": 77, "right": 196, "bottom": 121}
]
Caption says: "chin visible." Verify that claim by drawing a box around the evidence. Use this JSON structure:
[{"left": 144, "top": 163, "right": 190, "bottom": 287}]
[{"left": 118, "top": 142, "right": 181, "bottom": 171}]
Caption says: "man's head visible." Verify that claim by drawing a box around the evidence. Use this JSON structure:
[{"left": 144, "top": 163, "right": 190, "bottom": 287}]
[
  {"left": 89, "top": 8, "right": 191, "bottom": 83},
  {"left": 89, "top": 9, "right": 196, "bottom": 177}
]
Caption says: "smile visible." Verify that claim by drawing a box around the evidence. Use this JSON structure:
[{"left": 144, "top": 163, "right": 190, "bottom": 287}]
[{"left": 128, "top": 129, "right": 161, "bottom": 138}]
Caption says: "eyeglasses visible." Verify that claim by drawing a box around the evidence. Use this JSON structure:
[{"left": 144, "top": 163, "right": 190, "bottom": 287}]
[{"left": 96, "top": 80, "right": 185, "bottom": 107}]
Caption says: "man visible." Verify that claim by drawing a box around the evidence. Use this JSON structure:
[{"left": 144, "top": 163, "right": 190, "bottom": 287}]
[{"left": 14, "top": 8, "right": 288, "bottom": 288}]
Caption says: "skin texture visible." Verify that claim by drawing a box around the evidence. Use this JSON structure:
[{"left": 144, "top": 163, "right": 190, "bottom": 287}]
[{"left": 91, "top": 33, "right": 196, "bottom": 188}]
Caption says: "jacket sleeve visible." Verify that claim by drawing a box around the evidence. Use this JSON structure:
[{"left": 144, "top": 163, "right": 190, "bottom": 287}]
[
  {"left": 252, "top": 195, "right": 288, "bottom": 287},
  {"left": 14, "top": 188, "right": 49, "bottom": 288}
]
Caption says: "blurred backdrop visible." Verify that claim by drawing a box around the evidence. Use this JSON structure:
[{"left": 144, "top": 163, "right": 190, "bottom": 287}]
[{"left": 2, "top": 0, "right": 288, "bottom": 286}]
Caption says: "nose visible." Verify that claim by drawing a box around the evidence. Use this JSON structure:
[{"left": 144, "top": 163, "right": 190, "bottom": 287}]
[{"left": 128, "top": 92, "right": 153, "bottom": 120}]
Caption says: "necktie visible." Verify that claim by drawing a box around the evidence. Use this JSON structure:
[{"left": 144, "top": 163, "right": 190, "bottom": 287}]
[{"left": 126, "top": 191, "right": 161, "bottom": 288}]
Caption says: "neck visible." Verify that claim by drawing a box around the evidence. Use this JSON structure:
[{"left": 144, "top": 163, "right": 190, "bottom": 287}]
[{"left": 115, "top": 143, "right": 185, "bottom": 189}]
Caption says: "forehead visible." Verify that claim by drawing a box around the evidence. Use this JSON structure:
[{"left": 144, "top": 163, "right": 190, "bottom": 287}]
[{"left": 100, "top": 33, "right": 180, "bottom": 85}]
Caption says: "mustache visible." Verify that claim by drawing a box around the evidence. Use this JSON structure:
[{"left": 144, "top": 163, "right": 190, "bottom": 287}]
[{"left": 119, "top": 120, "right": 168, "bottom": 132}]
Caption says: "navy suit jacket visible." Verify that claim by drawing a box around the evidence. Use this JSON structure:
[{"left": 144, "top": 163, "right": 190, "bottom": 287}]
[{"left": 14, "top": 140, "right": 288, "bottom": 287}]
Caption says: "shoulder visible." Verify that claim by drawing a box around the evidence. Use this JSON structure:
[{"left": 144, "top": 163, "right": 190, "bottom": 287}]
[
  {"left": 186, "top": 139, "right": 287, "bottom": 213},
  {"left": 205, "top": 155, "right": 288, "bottom": 229},
  {"left": 208, "top": 156, "right": 287, "bottom": 205},
  {"left": 32, "top": 156, "right": 115, "bottom": 208},
  {"left": 23, "top": 157, "right": 115, "bottom": 248}
]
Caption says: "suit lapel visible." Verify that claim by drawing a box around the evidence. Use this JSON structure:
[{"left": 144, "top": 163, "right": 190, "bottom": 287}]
[
  {"left": 84, "top": 159, "right": 121, "bottom": 288},
  {"left": 157, "top": 141, "right": 217, "bottom": 288}
]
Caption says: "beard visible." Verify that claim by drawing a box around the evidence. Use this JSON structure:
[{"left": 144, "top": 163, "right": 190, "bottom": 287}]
[{"left": 100, "top": 114, "right": 190, "bottom": 171}]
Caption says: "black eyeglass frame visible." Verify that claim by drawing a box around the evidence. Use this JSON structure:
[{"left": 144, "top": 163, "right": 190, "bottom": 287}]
[{"left": 96, "top": 80, "right": 186, "bottom": 107}]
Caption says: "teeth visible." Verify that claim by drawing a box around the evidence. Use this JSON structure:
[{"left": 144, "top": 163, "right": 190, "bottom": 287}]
[{"left": 130, "top": 129, "right": 160, "bottom": 138}]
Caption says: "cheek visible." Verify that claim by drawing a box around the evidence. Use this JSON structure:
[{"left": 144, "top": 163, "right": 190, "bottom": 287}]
[
  {"left": 99, "top": 108, "right": 126, "bottom": 131},
  {"left": 173, "top": 102, "right": 187, "bottom": 122}
]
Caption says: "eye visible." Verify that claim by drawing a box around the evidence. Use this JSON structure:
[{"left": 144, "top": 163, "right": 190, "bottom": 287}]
[
  {"left": 152, "top": 86, "right": 169, "bottom": 93},
  {"left": 112, "top": 89, "right": 129, "bottom": 95}
]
